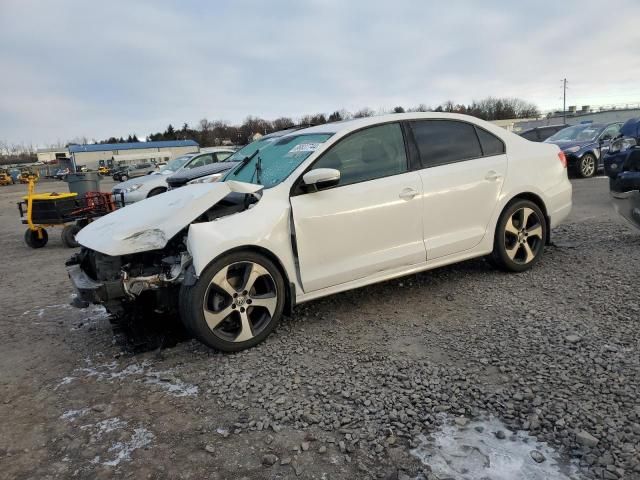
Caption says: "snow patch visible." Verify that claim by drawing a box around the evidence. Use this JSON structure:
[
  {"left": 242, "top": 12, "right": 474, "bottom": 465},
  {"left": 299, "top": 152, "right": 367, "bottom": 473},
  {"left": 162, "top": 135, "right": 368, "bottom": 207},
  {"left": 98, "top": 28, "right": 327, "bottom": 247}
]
[
  {"left": 60, "top": 408, "right": 90, "bottom": 421},
  {"left": 102, "top": 428, "right": 155, "bottom": 466},
  {"left": 55, "top": 376, "right": 77, "bottom": 389},
  {"left": 81, "top": 417, "right": 128, "bottom": 438},
  {"left": 62, "top": 357, "right": 198, "bottom": 397},
  {"left": 411, "top": 416, "right": 583, "bottom": 480},
  {"left": 143, "top": 371, "right": 199, "bottom": 397},
  {"left": 22, "top": 303, "right": 72, "bottom": 317}
]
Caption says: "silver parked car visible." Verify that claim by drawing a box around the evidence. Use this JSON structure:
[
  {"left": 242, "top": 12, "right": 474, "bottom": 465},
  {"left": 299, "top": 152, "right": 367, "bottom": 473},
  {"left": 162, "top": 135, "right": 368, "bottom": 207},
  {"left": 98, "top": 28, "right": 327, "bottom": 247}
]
[{"left": 112, "top": 149, "right": 235, "bottom": 203}]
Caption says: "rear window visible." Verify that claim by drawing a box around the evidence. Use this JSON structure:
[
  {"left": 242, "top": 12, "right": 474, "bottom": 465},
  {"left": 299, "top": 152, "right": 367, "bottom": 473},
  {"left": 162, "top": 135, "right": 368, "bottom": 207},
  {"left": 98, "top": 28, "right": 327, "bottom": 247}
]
[
  {"left": 521, "top": 130, "right": 539, "bottom": 141},
  {"left": 410, "top": 120, "right": 482, "bottom": 167}
]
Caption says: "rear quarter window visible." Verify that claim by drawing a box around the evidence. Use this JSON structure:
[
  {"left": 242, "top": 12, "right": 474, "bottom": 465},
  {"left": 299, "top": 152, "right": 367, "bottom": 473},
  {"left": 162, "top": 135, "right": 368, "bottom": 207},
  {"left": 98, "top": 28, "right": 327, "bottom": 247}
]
[{"left": 475, "top": 127, "right": 506, "bottom": 155}]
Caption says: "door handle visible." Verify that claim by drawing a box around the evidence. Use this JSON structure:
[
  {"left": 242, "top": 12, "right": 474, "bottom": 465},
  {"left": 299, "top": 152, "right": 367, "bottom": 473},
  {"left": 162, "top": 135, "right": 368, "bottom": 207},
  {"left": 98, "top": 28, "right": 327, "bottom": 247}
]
[
  {"left": 485, "top": 170, "right": 502, "bottom": 181},
  {"left": 399, "top": 187, "right": 419, "bottom": 200}
]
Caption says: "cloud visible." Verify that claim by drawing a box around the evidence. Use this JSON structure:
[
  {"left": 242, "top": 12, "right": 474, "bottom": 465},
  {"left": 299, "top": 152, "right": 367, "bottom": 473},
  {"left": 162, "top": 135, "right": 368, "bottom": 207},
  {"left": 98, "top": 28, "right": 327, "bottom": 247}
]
[{"left": 1, "top": 0, "right": 639, "bottom": 145}]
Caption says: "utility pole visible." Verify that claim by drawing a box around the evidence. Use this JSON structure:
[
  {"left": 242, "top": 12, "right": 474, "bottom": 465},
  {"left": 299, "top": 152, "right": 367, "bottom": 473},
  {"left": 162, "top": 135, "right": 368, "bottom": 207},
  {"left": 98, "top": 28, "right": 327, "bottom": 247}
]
[{"left": 562, "top": 78, "right": 567, "bottom": 124}]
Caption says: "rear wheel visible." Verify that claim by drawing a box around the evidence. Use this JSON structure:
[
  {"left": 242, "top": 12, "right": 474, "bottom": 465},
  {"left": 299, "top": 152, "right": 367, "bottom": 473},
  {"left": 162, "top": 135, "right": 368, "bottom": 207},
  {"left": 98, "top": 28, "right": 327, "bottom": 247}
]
[
  {"left": 24, "top": 228, "right": 48, "bottom": 248},
  {"left": 577, "top": 153, "right": 596, "bottom": 178},
  {"left": 490, "top": 200, "right": 546, "bottom": 272},
  {"left": 61, "top": 224, "right": 82, "bottom": 248},
  {"left": 179, "top": 251, "right": 285, "bottom": 352}
]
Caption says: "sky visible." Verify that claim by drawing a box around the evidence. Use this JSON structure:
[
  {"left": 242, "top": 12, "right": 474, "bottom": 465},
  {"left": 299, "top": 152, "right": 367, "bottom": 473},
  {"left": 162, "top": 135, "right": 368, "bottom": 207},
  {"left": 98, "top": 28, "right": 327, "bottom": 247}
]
[{"left": 1, "top": 0, "right": 640, "bottom": 146}]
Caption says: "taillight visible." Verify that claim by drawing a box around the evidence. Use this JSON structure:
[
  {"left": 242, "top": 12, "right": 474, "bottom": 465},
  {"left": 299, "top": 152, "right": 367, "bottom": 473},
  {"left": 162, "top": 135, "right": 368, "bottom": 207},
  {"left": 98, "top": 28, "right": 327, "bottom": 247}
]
[{"left": 558, "top": 151, "right": 567, "bottom": 168}]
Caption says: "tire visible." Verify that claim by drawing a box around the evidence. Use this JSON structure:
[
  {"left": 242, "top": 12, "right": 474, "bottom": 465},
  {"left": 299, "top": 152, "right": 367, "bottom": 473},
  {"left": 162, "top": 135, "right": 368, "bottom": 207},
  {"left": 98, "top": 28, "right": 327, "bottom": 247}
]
[
  {"left": 24, "top": 228, "right": 48, "bottom": 248},
  {"left": 121, "top": 175, "right": 129, "bottom": 181},
  {"left": 179, "top": 251, "right": 285, "bottom": 352},
  {"left": 61, "top": 224, "right": 82, "bottom": 248},
  {"left": 490, "top": 199, "right": 546, "bottom": 272},
  {"left": 147, "top": 187, "right": 166, "bottom": 198},
  {"left": 577, "top": 153, "right": 597, "bottom": 178}
]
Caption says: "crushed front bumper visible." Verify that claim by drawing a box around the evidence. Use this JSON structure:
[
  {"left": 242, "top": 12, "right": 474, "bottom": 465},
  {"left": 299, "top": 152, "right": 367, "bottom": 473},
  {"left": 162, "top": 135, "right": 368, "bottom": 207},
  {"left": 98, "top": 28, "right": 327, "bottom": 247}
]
[{"left": 66, "top": 263, "right": 126, "bottom": 306}]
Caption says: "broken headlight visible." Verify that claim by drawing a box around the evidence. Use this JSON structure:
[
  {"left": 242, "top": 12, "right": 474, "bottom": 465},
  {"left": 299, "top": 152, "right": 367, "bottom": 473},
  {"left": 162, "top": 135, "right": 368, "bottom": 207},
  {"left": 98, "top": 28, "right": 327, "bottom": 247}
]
[
  {"left": 610, "top": 137, "right": 637, "bottom": 154},
  {"left": 187, "top": 173, "right": 224, "bottom": 185}
]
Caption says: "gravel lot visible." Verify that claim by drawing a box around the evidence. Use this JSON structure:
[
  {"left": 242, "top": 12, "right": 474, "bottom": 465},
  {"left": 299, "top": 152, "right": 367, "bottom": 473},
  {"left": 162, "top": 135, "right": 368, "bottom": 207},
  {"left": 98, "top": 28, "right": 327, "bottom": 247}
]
[{"left": 0, "top": 177, "right": 638, "bottom": 480}]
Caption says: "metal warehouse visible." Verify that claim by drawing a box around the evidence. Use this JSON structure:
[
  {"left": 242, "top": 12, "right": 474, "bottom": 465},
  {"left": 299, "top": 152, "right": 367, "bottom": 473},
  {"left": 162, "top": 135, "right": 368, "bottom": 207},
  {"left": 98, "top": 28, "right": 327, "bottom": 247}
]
[{"left": 68, "top": 140, "right": 199, "bottom": 170}]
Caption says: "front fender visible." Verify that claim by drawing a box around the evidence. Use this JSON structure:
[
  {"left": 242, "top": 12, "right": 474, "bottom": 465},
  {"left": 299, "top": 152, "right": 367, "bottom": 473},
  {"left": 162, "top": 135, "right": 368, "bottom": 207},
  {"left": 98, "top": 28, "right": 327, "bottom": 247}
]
[{"left": 186, "top": 190, "right": 300, "bottom": 292}]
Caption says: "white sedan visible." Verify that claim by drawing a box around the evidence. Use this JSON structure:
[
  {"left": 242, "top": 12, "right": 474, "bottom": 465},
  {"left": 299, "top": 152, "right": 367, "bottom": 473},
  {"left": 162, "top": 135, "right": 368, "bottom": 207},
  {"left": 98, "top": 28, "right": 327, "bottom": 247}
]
[{"left": 68, "top": 113, "right": 572, "bottom": 352}]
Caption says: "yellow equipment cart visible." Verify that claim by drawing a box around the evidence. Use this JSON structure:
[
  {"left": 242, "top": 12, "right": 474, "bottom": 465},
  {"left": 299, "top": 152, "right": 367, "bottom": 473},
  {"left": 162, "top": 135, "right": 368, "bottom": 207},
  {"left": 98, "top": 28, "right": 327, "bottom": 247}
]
[{"left": 17, "top": 176, "right": 117, "bottom": 248}]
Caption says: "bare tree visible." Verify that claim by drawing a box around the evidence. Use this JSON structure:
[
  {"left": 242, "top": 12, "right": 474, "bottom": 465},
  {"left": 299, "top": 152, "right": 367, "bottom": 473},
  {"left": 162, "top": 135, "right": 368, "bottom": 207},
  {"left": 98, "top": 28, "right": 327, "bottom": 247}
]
[{"left": 353, "top": 107, "right": 375, "bottom": 118}]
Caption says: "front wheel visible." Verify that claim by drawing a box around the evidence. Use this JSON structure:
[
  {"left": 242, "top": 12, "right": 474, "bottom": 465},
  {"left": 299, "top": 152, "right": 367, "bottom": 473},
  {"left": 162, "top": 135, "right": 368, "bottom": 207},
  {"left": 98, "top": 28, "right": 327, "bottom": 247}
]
[
  {"left": 179, "top": 251, "right": 285, "bottom": 352},
  {"left": 490, "top": 200, "right": 546, "bottom": 272},
  {"left": 577, "top": 153, "right": 597, "bottom": 178}
]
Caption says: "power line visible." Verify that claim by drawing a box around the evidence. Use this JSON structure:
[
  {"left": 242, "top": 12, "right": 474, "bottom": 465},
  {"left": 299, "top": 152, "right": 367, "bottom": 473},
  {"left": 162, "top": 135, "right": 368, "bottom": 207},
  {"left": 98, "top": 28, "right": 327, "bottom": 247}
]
[{"left": 562, "top": 78, "right": 568, "bottom": 124}]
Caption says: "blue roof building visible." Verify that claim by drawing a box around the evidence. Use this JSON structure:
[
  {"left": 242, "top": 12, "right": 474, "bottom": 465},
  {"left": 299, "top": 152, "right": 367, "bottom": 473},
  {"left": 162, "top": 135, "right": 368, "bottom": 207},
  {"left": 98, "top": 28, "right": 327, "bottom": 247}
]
[
  {"left": 68, "top": 140, "right": 198, "bottom": 153},
  {"left": 68, "top": 140, "right": 200, "bottom": 170}
]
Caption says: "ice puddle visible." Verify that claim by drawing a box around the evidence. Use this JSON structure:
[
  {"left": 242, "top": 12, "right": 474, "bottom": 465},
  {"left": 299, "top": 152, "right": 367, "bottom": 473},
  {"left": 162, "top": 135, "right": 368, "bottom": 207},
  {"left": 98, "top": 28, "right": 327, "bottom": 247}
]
[{"left": 411, "top": 415, "right": 583, "bottom": 480}]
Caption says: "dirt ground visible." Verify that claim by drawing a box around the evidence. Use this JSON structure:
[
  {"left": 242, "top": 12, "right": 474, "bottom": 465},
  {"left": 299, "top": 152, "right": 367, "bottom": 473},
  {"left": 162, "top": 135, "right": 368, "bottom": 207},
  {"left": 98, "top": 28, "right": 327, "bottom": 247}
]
[{"left": 0, "top": 176, "right": 638, "bottom": 480}]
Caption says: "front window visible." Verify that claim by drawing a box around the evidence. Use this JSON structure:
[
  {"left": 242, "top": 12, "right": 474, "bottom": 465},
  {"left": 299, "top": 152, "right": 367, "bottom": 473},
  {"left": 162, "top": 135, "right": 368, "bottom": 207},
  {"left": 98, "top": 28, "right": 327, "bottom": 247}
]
[
  {"left": 158, "top": 155, "right": 193, "bottom": 175},
  {"left": 225, "top": 134, "right": 333, "bottom": 188},
  {"left": 546, "top": 125, "right": 602, "bottom": 142},
  {"left": 224, "top": 137, "right": 284, "bottom": 163},
  {"left": 600, "top": 124, "right": 621, "bottom": 140},
  {"left": 185, "top": 154, "right": 214, "bottom": 169}
]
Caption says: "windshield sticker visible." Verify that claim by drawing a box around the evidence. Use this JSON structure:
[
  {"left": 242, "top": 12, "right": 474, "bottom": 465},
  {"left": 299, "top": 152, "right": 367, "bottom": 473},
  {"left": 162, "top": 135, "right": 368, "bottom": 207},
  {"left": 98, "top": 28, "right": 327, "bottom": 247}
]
[{"left": 287, "top": 143, "right": 321, "bottom": 155}]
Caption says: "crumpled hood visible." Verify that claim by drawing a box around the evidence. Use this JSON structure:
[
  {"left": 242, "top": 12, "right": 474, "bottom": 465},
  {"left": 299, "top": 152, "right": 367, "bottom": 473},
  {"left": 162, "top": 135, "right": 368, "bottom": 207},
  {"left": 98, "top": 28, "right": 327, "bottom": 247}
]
[{"left": 77, "top": 180, "right": 262, "bottom": 256}]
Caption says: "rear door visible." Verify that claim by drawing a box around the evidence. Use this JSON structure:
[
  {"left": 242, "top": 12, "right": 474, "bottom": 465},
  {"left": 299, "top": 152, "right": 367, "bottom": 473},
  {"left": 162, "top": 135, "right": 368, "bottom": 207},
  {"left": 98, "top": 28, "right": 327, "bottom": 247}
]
[
  {"left": 409, "top": 120, "right": 507, "bottom": 260},
  {"left": 290, "top": 123, "right": 425, "bottom": 292}
]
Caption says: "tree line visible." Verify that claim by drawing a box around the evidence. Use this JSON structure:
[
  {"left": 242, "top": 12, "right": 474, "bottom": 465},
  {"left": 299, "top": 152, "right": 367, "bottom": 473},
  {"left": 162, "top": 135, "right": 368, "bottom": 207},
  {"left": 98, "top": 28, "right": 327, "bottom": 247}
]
[
  {"left": 114, "top": 97, "right": 539, "bottom": 147},
  {"left": 0, "top": 97, "right": 541, "bottom": 161}
]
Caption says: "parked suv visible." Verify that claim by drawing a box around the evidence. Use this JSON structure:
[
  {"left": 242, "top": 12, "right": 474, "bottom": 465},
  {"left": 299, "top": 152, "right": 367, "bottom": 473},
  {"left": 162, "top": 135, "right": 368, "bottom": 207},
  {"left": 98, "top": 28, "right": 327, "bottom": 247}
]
[
  {"left": 544, "top": 122, "right": 623, "bottom": 178},
  {"left": 603, "top": 118, "right": 640, "bottom": 230}
]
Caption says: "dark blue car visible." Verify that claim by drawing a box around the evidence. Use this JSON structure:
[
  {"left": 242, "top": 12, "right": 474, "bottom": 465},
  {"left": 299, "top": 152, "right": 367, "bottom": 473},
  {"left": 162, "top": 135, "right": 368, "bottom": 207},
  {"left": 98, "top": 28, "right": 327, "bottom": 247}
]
[
  {"left": 602, "top": 118, "right": 640, "bottom": 229},
  {"left": 544, "top": 122, "right": 623, "bottom": 178}
]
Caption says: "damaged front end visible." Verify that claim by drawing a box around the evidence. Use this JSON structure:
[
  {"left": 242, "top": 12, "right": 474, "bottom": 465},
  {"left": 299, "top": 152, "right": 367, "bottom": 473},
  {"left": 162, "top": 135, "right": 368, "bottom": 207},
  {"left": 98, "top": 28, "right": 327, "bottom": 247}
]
[
  {"left": 65, "top": 181, "right": 262, "bottom": 321},
  {"left": 66, "top": 235, "right": 191, "bottom": 315}
]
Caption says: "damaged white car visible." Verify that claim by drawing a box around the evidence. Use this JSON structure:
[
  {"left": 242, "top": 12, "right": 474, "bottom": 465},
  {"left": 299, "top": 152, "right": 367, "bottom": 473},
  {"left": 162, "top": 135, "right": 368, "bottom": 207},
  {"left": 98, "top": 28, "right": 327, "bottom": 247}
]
[{"left": 67, "top": 113, "right": 572, "bottom": 352}]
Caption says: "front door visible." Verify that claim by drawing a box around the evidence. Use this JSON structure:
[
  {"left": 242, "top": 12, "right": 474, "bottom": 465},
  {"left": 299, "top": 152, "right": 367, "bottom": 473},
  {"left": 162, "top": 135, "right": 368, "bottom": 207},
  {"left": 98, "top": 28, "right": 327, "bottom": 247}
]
[{"left": 290, "top": 123, "right": 426, "bottom": 292}]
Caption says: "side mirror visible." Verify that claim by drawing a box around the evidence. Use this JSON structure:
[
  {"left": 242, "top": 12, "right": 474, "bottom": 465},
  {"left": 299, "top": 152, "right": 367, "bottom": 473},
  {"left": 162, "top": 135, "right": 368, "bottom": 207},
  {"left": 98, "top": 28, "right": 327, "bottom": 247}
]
[{"left": 302, "top": 168, "right": 340, "bottom": 192}]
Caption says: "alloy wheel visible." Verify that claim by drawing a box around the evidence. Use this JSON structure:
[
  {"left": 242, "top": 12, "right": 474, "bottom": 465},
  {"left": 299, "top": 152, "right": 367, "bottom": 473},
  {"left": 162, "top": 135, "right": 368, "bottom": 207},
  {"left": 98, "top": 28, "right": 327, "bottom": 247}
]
[
  {"left": 504, "top": 207, "right": 544, "bottom": 264},
  {"left": 202, "top": 261, "right": 278, "bottom": 343},
  {"left": 580, "top": 156, "right": 595, "bottom": 177}
]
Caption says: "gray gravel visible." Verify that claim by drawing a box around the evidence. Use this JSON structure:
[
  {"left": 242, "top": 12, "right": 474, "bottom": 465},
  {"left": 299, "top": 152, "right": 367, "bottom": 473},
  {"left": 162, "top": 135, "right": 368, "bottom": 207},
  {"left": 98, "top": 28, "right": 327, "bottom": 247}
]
[{"left": 1, "top": 177, "right": 639, "bottom": 479}]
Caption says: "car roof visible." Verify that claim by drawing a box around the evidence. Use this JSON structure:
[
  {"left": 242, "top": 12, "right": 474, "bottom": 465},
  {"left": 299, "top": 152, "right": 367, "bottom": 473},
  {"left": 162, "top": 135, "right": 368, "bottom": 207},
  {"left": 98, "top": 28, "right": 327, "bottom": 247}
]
[{"left": 281, "top": 112, "right": 508, "bottom": 138}]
